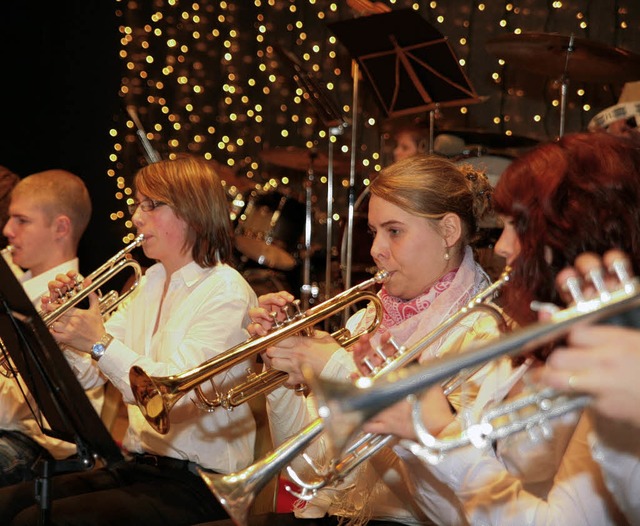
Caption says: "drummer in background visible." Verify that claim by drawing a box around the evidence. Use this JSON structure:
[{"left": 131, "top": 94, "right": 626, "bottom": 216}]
[
  {"left": 231, "top": 154, "right": 507, "bottom": 526},
  {"left": 0, "top": 156, "right": 259, "bottom": 525},
  {"left": 588, "top": 80, "right": 640, "bottom": 146},
  {"left": 390, "top": 121, "right": 430, "bottom": 162}
]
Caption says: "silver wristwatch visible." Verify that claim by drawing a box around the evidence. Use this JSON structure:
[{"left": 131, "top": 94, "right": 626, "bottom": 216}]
[{"left": 90, "top": 333, "right": 113, "bottom": 361}]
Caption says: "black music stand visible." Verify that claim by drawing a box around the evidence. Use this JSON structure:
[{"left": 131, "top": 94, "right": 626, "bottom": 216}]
[
  {"left": 272, "top": 45, "right": 349, "bottom": 307},
  {"left": 327, "top": 8, "right": 483, "bottom": 118},
  {"left": 0, "top": 257, "right": 123, "bottom": 525}
]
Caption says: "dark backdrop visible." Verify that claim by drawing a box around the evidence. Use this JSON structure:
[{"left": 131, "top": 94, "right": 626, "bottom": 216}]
[{"left": 0, "top": 1, "right": 121, "bottom": 273}]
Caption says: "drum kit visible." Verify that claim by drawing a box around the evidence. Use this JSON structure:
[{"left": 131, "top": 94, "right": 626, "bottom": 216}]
[{"left": 222, "top": 31, "right": 640, "bottom": 301}]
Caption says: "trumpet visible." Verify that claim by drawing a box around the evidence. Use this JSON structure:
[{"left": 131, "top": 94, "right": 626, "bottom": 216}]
[
  {"left": 0, "top": 236, "right": 144, "bottom": 377},
  {"left": 130, "top": 270, "right": 389, "bottom": 435},
  {"left": 312, "top": 263, "right": 640, "bottom": 463},
  {"left": 41, "top": 234, "right": 145, "bottom": 327},
  {"left": 200, "top": 268, "right": 512, "bottom": 523}
]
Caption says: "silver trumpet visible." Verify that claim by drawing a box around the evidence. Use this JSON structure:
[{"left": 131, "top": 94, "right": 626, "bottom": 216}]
[
  {"left": 130, "top": 271, "right": 389, "bottom": 435},
  {"left": 199, "top": 268, "right": 511, "bottom": 524},
  {"left": 312, "top": 261, "right": 640, "bottom": 462}
]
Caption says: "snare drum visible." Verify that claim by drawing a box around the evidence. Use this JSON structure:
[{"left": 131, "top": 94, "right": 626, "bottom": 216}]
[{"left": 235, "top": 190, "right": 305, "bottom": 271}]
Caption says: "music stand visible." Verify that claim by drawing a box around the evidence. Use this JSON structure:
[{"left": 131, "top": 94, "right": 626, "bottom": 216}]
[
  {"left": 273, "top": 45, "right": 349, "bottom": 307},
  {"left": 328, "top": 9, "right": 482, "bottom": 298},
  {"left": 0, "top": 257, "right": 123, "bottom": 525},
  {"left": 327, "top": 8, "right": 483, "bottom": 119}
]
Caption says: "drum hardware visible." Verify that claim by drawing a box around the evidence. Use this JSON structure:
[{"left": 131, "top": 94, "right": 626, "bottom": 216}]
[
  {"left": 486, "top": 32, "right": 640, "bottom": 137},
  {"left": 234, "top": 189, "right": 305, "bottom": 272},
  {"left": 259, "top": 147, "right": 351, "bottom": 177}
]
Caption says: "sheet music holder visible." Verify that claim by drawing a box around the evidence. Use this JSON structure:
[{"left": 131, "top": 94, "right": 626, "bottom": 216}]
[
  {"left": 273, "top": 44, "right": 347, "bottom": 129},
  {"left": 0, "top": 256, "right": 123, "bottom": 524},
  {"left": 272, "top": 44, "right": 348, "bottom": 306},
  {"left": 327, "top": 8, "right": 483, "bottom": 118}
]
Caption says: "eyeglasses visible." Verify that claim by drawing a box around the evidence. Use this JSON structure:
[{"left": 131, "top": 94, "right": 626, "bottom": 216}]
[{"left": 127, "top": 199, "right": 166, "bottom": 215}]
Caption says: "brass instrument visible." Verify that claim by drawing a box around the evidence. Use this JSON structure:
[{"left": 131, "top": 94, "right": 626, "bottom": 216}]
[
  {"left": 284, "top": 266, "right": 511, "bottom": 499},
  {"left": 311, "top": 262, "right": 640, "bottom": 462},
  {"left": 41, "top": 234, "right": 145, "bottom": 327},
  {"left": 130, "top": 270, "right": 389, "bottom": 435},
  {"left": 199, "top": 268, "right": 512, "bottom": 523},
  {"left": 0, "top": 236, "right": 144, "bottom": 377},
  {"left": 409, "top": 386, "right": 591, "bottom": 464}
]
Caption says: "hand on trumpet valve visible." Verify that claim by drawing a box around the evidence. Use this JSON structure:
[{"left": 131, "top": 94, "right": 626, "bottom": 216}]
[
  {"left": 44, "top": 273, "right": 106, "bottom": 354},
  {"left": 40, "top": 270, "right": 84, "bottom": 310},
  {"left": 541, "top": 249, "right": 640, "bottom": 426},
  {"left": 248, "top": 290, "right": 296, "bottom": 336},
  {"left": 351, "top": 331, "right": 401, "bottom": 377},
  {"left": 555, "top": 250, "right": 632, "bottom": 306},
  {"left": 264, "top": 330, "right": 341, "bottom": 388}
]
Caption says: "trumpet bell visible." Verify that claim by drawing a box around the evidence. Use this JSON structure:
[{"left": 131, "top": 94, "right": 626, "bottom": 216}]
[{"left": 129, "top": 365, "right": 176, "bottom": 435}]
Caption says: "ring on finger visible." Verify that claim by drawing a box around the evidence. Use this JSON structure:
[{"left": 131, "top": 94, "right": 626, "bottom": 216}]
[{"left": 568, "top": 374, "right": 579, "bottom": 391}]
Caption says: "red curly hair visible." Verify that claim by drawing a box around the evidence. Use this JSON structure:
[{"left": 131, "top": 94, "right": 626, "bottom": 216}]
[{"left": 493, "top": 132, "right": 640, "bottom": 328}]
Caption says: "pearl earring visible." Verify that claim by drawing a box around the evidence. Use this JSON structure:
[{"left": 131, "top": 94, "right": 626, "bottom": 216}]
[{"left": 444, "top": 247, "right": 450, "bottom": 261}]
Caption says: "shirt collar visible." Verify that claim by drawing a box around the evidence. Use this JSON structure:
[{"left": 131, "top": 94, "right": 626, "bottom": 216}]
[{"left": 147, "top": 260, "right": 215, "bottom": 288}]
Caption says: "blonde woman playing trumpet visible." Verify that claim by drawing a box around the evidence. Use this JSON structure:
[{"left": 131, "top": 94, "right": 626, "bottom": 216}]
[{"left": 224, "top": 155, "right": 508, "bottom": 526}]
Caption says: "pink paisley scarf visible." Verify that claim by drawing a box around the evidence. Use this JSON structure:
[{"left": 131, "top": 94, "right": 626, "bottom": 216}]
[{"left": 354, "top": 246, "right": 491, "bottom": 361}]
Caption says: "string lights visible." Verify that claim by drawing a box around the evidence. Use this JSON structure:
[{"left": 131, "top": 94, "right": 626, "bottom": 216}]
[{"left": 109, "top": 0, "right": 637, "bottom": 242}]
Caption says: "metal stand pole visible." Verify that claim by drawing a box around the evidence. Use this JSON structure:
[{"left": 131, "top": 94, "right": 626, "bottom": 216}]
[
  {"left": 558, "top": 34, "right": 575, "bottom": 138},
  {"left": 300, "top": 152, "right": 317, "bottom": 310},
  {"left": 342, "top": 60, "right": 360, "bottom": 325}
]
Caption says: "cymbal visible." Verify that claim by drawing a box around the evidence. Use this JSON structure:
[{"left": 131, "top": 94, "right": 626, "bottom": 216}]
[
  {"left": 260, "top": 147, "right": 351, "bottom": 175},
  {"left": 436, "top": 128, "right": 539, "bottom": 150},
  {"left": 486, "top": 32, "right": 640, "bottom": 83}
]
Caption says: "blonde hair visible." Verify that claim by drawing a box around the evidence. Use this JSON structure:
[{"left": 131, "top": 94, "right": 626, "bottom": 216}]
[
  {"left": 11, "top": 170, "right": 91, "bottom": 248},
  {"left": 370, "top": 154, "right": 493, "bottom": 248},
  {"left": 134, "top": 156, "right": 232, "bottom": 267}
]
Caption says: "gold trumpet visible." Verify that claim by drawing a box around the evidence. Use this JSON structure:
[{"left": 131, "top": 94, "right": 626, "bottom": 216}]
[
  {"left": 199, "top": 268, "right": 512, "bottom": 523},
  {"left": 0, "top": 235, "right": 144, "bottom": 377},
  {"left": 129, "top": 270, "right": 389, "bottom": 435}
]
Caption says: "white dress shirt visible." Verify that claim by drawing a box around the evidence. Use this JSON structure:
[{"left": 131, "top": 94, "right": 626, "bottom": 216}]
[
  {"left": 590, "top": 416, "right": 640, "bottom": 525},
  {"left": 65, "top": 261, "right": 259, "bottom": 473}
]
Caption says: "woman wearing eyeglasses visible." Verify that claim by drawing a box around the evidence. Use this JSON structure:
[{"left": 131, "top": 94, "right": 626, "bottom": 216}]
[{"left": 0, "top": 156, "right": 259, "bottom": 525}]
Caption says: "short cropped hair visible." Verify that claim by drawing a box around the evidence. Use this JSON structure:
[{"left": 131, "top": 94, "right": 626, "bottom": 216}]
[{"left": 11, "top": 169, "right": 92, "bottom": 248}]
